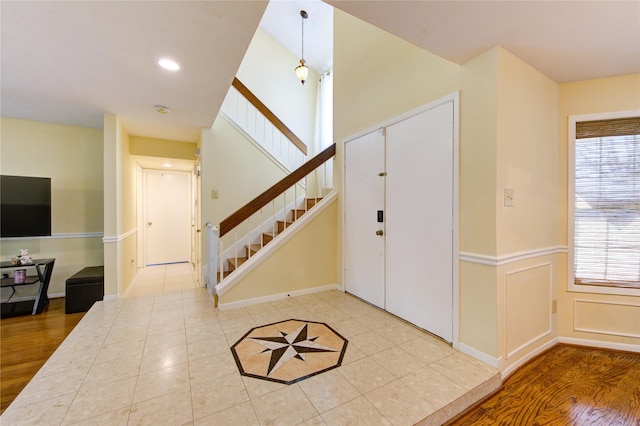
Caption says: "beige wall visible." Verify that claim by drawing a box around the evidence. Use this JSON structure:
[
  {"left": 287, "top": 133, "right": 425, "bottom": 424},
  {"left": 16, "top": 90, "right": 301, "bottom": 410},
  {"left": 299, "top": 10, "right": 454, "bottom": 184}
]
[
  {"left": 496, "top": 48, "right": 559, "bottom": 255},
  {"left": 130, "top": 136, "right": 197, "bottom": 161},
  {"left": 333, "top": 10, "right": 461, "bottom": 141},
  {"left": 103, "top": 114, "right": 119, "bottom": 296},
  {"left": 236, "top": 28, "right": 319, "bottom": 153},
  {"left": 1, "top": 117, "right": 104, "bottom": 233},
  {"left": 557, "top": 74, "right": 640, "bottom": 347},
  {"left": 460, "top": 48, "right": 499, "bottom": 256},
  {"left": 495, "top": 49, "right": 560, "bottom": 370},
  {"left": 459, "top": 48, "right": 561, "bottom": 367},
  {"left": 0, "top": 117, "right": 104, "bottom": 295},
  {"left": 103, "top": 114, "right": 138, "bottom": 296},
  {"left": 220, "top": 199, "right": 338, "bottom": 304},
  {"left": 119, "top": 121, "right": 137, "bottom": 295}
]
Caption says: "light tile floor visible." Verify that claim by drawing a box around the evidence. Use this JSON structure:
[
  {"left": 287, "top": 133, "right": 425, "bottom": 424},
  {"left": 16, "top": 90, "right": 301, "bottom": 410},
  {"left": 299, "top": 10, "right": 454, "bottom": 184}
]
[{"left": 1, "top": 264, "right": 500, "bottom": 425}]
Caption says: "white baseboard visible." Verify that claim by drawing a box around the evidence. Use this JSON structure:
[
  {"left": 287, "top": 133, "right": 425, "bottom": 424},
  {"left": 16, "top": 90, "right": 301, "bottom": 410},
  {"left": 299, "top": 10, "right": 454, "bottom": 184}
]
[
  {"left": 501, "top": 338, "right": 559, "bottom": 379},
  {"left": 217, "top": 283, "right": 341, "bottom": 311},
  {"left": 458, "top": 342, "right": 501, "bottom": 368},
  {"left": 558, "top": 336, "right": 640, "bottom": 353},
  {"left": 103, "top": 294, "right": 119, "bottom": 301},
  {"left": 49, "top": 292, "right": 65, "bottom": 299}
]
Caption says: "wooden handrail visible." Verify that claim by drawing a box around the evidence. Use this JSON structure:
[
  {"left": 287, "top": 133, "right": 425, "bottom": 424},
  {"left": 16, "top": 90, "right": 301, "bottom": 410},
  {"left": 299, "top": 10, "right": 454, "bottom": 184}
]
[
  {"left": 219, "top": 143, "right": 335, "bottom": 237},
  {"left": 232, "top": 78, "right": 307, "bottom": 155}
]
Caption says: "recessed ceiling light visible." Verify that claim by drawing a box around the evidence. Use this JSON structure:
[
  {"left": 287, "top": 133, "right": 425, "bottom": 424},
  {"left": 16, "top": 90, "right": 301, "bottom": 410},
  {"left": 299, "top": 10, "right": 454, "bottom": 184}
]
[{"left": 158, "top": 58, "right": 180, "bottom": 71}]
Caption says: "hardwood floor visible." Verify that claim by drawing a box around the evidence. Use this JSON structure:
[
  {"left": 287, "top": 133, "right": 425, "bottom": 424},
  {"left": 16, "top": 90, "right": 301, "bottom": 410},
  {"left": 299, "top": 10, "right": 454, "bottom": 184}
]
[
  {"left": 1, "top": 298, "right": 84, "bottom": 414},
  {"left": 449, "top": 344, "right": 640, "bottom": 425}
]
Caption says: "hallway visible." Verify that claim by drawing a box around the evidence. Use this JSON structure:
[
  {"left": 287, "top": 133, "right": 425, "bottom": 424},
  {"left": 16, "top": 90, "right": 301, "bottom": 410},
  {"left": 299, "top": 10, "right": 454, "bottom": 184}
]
[{"left": 126, "top": 263, "right": 198, "bottom": 297}]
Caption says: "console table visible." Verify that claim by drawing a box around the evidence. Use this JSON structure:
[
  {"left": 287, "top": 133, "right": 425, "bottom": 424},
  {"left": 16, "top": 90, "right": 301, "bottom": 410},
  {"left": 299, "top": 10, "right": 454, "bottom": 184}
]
[{"left": 1, "top": 258, "right": 55, "bottom": 316}]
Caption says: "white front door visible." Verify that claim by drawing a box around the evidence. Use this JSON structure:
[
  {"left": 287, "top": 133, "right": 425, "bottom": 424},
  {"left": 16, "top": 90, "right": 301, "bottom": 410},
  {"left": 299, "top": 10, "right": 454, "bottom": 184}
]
[
  {"left": 343, "top": 96, "right": 456, "bottom": 343},
  {"left": 344, "top": 129, "right": 386, "bottom": 308},
  {"left": 385, "top": 102, "right": 454, "bottom": 342},
  {"left": 144, "top": 169, "right": 192, "bottom": 265}
]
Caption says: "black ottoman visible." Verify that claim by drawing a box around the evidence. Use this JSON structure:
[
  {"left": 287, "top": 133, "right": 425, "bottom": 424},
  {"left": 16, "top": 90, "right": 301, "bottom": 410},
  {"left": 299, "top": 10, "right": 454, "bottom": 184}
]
[{"left": 65, "top": 266, "right": 104, "bottom": 314}]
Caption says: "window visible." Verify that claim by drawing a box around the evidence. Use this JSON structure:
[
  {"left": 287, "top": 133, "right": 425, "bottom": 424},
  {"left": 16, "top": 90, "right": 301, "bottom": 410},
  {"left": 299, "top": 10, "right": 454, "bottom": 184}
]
[{"left": 569, "top": 112, "right": 640, "bottom": 295}]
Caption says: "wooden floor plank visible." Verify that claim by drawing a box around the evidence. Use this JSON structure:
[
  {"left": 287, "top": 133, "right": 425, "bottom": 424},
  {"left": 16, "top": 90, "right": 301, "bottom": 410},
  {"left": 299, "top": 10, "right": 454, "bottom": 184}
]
[
  {"left": 449, "top": 344, "right": 640, "bottom": 425},
  {"left": 0, "top": 298, "right": 84, "bottom": 414}
]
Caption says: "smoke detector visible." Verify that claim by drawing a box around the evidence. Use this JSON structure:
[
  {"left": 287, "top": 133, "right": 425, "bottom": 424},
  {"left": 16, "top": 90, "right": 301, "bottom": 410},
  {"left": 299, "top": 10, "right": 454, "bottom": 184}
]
[{"left": 154, "top": 105, "right": 170, "bottom": 115}]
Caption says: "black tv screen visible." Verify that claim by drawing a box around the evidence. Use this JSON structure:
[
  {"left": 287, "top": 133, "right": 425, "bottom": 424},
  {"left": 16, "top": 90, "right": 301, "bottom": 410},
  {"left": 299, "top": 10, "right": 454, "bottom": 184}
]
[{"left": 1, "top": 175, "right": 52, "bottom": 238}]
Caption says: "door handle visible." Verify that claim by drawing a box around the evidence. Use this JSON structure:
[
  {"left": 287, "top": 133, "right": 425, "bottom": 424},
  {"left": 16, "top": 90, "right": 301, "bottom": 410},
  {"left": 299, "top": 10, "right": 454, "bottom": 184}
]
[
  {"left": 147, "top": 222, "right": 152, "bottom": 226},
  {"left": 376, "top": 229, "right": 384, "bottom": 236}
]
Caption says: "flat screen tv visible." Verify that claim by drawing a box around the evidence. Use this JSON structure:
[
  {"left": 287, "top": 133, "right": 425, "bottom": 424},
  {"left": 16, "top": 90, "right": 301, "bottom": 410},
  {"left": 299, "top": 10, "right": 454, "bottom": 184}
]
[{"left": 1, "top": 175, "right": 52, "bottom": 238}]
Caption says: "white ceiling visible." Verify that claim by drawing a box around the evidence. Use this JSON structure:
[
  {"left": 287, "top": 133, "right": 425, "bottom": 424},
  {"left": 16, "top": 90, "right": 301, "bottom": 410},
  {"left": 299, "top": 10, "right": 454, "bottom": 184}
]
[
  {"left": 260, "top": 0, "right": 334, "bottom": 74},
  {"left": 0, "top": 1, "right": 268, "bottom": 142},
  {"left": 326, "top": 0, "right": 640, "bottom": 84},
  {"left": 1, "top": 1, "right": 638, "bottom": 143}
]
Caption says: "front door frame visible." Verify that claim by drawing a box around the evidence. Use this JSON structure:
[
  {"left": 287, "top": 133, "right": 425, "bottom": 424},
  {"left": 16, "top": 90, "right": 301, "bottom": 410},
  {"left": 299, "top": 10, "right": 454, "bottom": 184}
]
[{"left": 340, "top": 91, "right": 460, "bottom": 348}]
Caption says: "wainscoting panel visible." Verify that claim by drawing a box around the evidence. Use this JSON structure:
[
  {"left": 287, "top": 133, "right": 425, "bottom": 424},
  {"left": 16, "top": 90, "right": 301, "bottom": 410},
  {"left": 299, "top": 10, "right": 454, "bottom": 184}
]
[
  {"left": 506, "top": 263, "right": 552, "bottom": 358},
  {"left": 574, "top": 300, "right": 640, "bottom": 339}
]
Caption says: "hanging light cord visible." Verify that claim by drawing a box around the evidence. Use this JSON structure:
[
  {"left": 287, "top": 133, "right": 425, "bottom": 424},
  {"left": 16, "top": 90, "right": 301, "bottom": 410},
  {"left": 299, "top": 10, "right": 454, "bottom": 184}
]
[{"left": 301, "top": 11, "right": 306, "bottom": 61}]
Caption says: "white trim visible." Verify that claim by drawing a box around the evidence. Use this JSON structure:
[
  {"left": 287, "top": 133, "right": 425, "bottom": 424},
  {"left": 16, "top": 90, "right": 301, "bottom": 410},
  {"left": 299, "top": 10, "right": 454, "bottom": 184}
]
[
  {"left": 1, "top": 232, "right": 104, "bottom": 242},
  {"left": 506, "top": 331, "right": 552, "bottom": 360},
  {"left": 501, "top": 338, "right": 559, "bottom": 379},
  {"left": 458, "top": 342, "right": 501, "bottom": 369},
  {"left": 451, "top": 92, "right": 461, "bottom": 350},
  {"left": 216, "top": 191, "right": 338, "bottom": 296},
  {"left": 102, "top": 228, "right": 137, "bottom": 244},
  {"left": 343, "top": 93, "right": 459, "bottom": 144},
  {"left": 567, "top": 109, "right": 640, "bottom": 298},
  {"left": 459, "top": 246, "right": 568, "bottom": 267},
  {"left": 217, "top": 283, "right": 340, "bottom": 311},
  {"left": 573, "top": 299, "right": 640, "bottom": 339},
  {"left": 558, "top": 336, "right": 639, "bottom": 353},
  {"left": 103, "top": 294, "right": 119, "bottom": 301}
]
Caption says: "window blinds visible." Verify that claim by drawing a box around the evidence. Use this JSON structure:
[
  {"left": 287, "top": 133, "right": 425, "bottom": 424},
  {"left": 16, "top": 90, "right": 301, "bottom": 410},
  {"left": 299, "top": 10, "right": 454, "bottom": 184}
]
[{"left": 574, "top": 117, "right": 640, "bottom": 288}]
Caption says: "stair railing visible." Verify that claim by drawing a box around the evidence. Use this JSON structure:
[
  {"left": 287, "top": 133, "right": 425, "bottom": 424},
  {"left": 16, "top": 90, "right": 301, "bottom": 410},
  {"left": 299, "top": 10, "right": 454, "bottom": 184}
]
[
  {"left": 210, "top": 143, "right": 336, "bottom": 291},
  {"left": 221, "top": 78, "right": 308, "bottom": 172}
]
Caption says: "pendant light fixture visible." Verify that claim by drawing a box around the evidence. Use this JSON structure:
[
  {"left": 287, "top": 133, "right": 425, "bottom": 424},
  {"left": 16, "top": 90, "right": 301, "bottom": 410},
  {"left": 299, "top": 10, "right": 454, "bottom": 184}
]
[{"left": 295, "top": 10, "right": 309, "bottom": 85}]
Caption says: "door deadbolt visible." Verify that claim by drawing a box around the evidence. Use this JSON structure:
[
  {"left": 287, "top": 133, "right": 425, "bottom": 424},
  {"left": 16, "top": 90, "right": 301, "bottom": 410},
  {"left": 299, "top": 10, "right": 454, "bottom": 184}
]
[
  {"left": 147, "top": 222, "right": 152, "bottom": 226},
  {"left": 376, "top": 229, "right": 384, "bottom": 236}
]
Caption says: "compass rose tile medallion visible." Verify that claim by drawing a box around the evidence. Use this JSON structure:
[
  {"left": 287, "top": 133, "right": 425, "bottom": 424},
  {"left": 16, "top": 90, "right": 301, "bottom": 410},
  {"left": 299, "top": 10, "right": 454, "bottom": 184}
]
[{"left": 231, "top": 319, "right": 348, "bottom": 384}]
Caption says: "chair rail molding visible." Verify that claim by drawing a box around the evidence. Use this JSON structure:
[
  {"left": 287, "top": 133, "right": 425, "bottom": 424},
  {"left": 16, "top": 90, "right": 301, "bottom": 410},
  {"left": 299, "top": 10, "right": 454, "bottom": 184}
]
[{"left": 459, "top": 246, "right": 568, "bottom": 267}]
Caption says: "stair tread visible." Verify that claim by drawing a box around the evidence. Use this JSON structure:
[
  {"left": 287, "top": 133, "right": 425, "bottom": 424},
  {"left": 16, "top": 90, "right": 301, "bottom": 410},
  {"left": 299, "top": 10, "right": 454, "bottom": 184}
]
[
  {"left": 228, "top": 257, "right": 248, "bottom": 268},
  {"left": 245, "top": 244, "right": 262, "bottom": 256}
]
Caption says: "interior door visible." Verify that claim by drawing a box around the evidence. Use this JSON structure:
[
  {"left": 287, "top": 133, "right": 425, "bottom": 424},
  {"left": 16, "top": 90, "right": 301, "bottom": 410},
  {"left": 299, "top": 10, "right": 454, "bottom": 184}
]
[
  {"left": 385, "top": 102, "right": 454, "bottom": 342},
  {"left": 344, "top": 129, "right": 386, "bottom": 308},
  {"left": 145, "top": 169, "right": 191, "bottom": 265}
]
